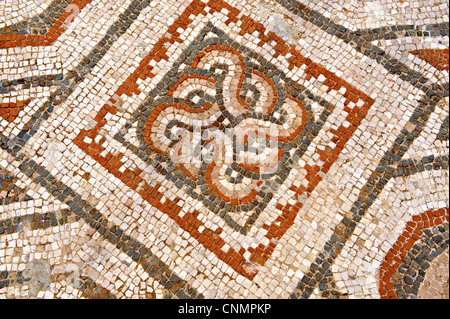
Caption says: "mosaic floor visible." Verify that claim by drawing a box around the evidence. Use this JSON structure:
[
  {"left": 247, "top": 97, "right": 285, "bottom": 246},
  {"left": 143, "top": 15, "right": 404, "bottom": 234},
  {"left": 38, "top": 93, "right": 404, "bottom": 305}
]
[{"left": 0, "top": 0, "right": 448, "bottom": 300}]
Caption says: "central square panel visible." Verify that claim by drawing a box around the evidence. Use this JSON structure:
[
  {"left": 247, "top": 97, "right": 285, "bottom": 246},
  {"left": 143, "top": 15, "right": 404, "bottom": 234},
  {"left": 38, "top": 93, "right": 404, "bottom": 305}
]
[
  {"left": 73, "top": 0, "right": 373, "bottom": 280},
  {"left": 114, "top": 23, "right": 324, "bottom": 235}
]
